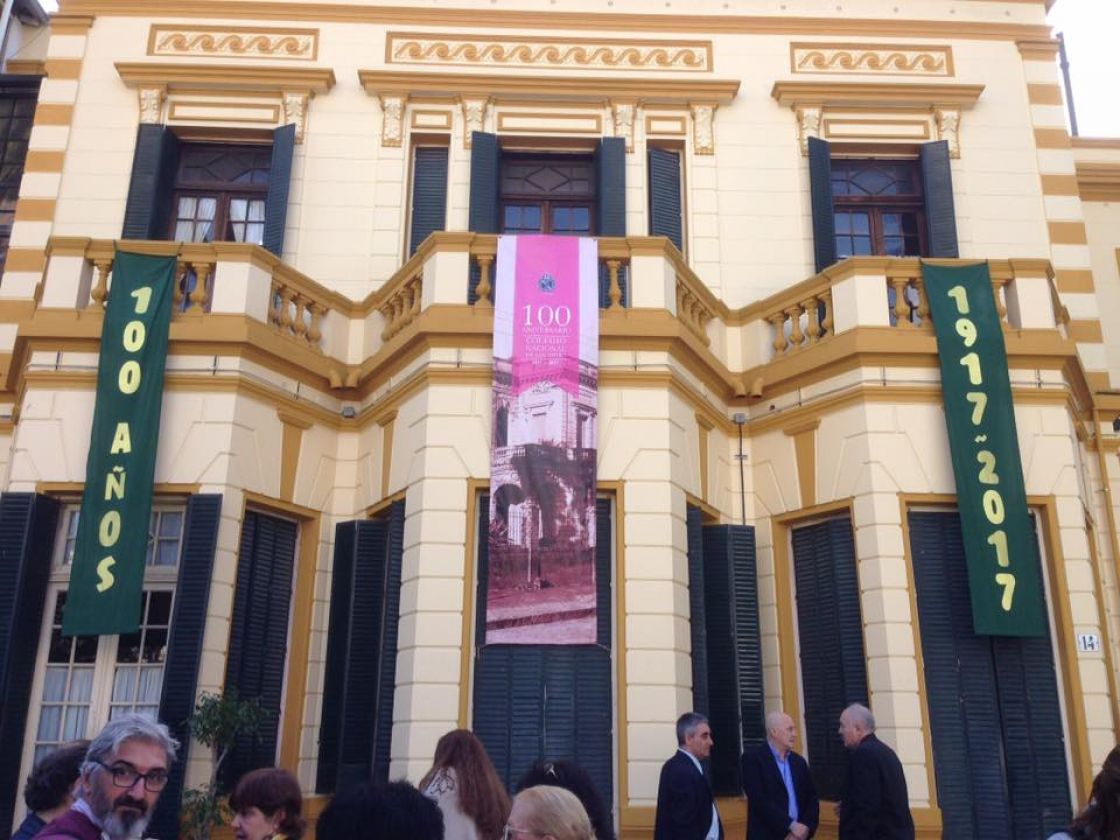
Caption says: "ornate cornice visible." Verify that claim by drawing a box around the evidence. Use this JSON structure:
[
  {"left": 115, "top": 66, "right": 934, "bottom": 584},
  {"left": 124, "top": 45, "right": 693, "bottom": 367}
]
[
  {"left": 386, "top": 32, "right": 711, "bottom": 72},
  {"left": 790, "top": 43, "right": 954, "bottom": 77},
  {"left": 115, "top": 62, "right": 336, "bottom": 94},
  {"left": 1075, "top": 162, "right": 1120, "bottom": 202},
  {"left": 771, "top": 80, "right": 984, "bottom": 109},
  {"left": 147, "top": 25, "right": 319, "bottom": 60}
]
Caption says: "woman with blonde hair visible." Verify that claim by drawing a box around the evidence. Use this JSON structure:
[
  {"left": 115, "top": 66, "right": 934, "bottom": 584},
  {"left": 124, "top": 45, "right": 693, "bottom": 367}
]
[
  {"left": 419, "top": 729, "right": 510, "bottom": 840},
  {"left": 504, "top": 785, "right": 596, "bottom": 840}
]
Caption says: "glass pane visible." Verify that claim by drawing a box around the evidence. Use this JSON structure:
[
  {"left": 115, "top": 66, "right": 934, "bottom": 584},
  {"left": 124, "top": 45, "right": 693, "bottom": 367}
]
[
  {"left": 884, "top": 236, "right": 905, "bottom": 257},
  {"left": 553, "top": 206, "right": 570, "bottom": 229},
  {"left": 248, "top": 201, "right": 265, "bottom": 222},
  {"left": 143, "top": 628, "right": 168, "bottom": 663},
  {"left": 68, "top": 667, "right": 94, "bottom": 702},
  {"left": 36, "top": 705, "right": 61, "bottom": 741},
  {"left": 148, "top": 591, "right": 173, "bottom": 625},
  {"left": 853, "top": 214, "right": 870, "bottom": 235},
  {"left": 835, "top": 236, "right": 853, "bottom": 260},
  {"left": 572, "top": 207, "right": 590, "bottom": 230},
  {"left": 834, "top": 213, "right": 851, "bottom": 235},
  {"left": 138, "top": 666, "right": 163, "bottom": 701},
  {"left": 42, "top": 667, "right": 67, "bottom": 701},
  {"left": 117, "top": 630, "right": 141, "bottom": 664},
  {"left": 197, "top": 198, "right": 217, "bottom": 220},
  {"left": 177, "top": 196, "right": 197, "bottom": 217},
  {"left": 47, "top": 628, "right": 73, "bottom": 664},
  {"left": 62, "top": 705, "right": 88, "bottom": 741},
  {"left": 156, "top": 540, "right": 179, "bottom": 567},
  {"left": 73, "top": 635, "right": 98, "bottom": 663},
  {"left": 230, "top": 198, "right": 248, "bottom": 222},
  {"left": 112, "top": 666, "right": 137, "bottom": 702},
  {"left": 853, "top": 236, "right": 873, "bottom": 256},
  {"left": 883, "top": 214, "right": 902, "bottom": 235},
  {"left": 244, "top": 223, "right": 264, "bottom": 246},
  {"left": 159, "top": 510, "right": 182, "bottom": 538}
]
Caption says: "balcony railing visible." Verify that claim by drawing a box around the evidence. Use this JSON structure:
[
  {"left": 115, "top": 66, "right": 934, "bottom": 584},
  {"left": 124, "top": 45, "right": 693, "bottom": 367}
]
[{"left": 36, "top": 236, "right": 1065, "bottom": 386}]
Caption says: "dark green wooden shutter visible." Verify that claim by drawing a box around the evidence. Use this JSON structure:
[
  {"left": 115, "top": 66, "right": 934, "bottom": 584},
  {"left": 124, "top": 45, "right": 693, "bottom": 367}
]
[
  {"left": 372, "top": 500, "right": 405, "bottom": 783},
  {"left": 468, "top": 131, "right": 500, "bottom": 303},
  {"left": 0, "top": 492, "right": 59, "bottom": 835},
  {"left": 648, "top": 147, "right": 683, "bottom": 253},
  {"left": 122, "top": 124, "right": 180, "bottom": 240},
  {"left": 919, "top": 140, "right": 959, "bottom": 258},
  {"left": 225, "top": 510, "right": 297, "bottom": 783},
  {"left": 792, "top": 516, "right": 867, "bottom": 800},
  {"left": 317, "top": 518, "right": 389, "bottom": 793},
  {"left": 263, "top": 123, "right": 296, "bottom": 256},
  {"left": 473, "top": 496, "right": 614, "bottom": 817},
  {"left": 701, "top": 524, "right": 763, "bottom": 796},
  {"left": 150, "top": 494, "right": 222, "bottom": 840},
  {"left": 596, "top": 137, "right": 627, "bottom": 308},
  {"left": 409, "top": 146, "right": 449, "bottom": 255},
  {"left": 910, "top": 511, "right": 1070, "bottom": 840},
  {"left": 808, "top": 136, "right": 836, "bottom": 273},
  {"left": 686, "top": 505, "right": 710, "bottom": 717}
]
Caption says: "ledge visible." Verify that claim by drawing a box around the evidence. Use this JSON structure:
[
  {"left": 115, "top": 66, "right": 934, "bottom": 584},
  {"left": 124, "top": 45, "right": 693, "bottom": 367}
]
[
  {"left": 771, "top": 80, "right": 984, "bottom": 109},
  {"left": 115, "top": 62, "right": 336, "bottom": 94}
]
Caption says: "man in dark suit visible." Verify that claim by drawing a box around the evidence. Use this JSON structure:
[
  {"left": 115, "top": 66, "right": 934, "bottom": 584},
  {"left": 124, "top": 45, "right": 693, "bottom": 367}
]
[
  {"left": 741, "top": 711, "right": 819, "bottom": 840},
  {"left": 837, "top": 704, "right": 915, "bottom": 840},
  {"left": 654, "top": 712, "right": 723, "bottom": 840}
]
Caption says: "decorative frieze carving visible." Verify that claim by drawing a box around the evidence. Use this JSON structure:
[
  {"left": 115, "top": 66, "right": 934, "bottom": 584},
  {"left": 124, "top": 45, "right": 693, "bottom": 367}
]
[
  {"left": 138, "top": 86, "right": 165, "bottom": 124},
  {"left": 460, "top": 97, "right": 491, "bottom": 148},
  {"left": 612, "top": 100, "right": 636, "bottom": 152},
  {"left": 935, "top": 107, "right": 961, "bottom": 158},
  {"left": 148, "top": 26, "right": 318, "bottom": 60},
  {"left": 795, "top": 106, "right": 822, "bottom": 154},
  {"left": 283, "top": 92, "right": 309, "bottom": 143},
  {"left": 691, "top": 103, "right": 715, "bottom": 155},
  {"left": 388, "top": 32, "right": 711, "bottom": 72},
  {"left": 791, "top": 43, "right": 954, "bottom": 77},
  {"left": 380, "top": 95, "right": 405, "bottom": 147}
]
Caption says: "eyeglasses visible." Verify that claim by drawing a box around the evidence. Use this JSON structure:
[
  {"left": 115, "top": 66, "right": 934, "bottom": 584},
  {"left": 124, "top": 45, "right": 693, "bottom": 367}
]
[
  {"left": 93, "top": 760, "right": 170, "bottom": 792},
  {"left": 501, "top": 825, "right": 543, "bottom": 840}
]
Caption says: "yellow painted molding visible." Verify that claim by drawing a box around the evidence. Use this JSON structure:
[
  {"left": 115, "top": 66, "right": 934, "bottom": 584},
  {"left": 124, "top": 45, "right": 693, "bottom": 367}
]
[
  {"left": 33, "top": 103, "right": 73, "bottom": 125},
  {"left": 45, "top": 58, "right": 83, "bottom": 79},
  {"left": 771, "top": 80, "right": 984, "bottom": 109},
  {"left": 1069, "top": 319, "right": 1104, "bottom": 344},
  {"left": 14, "top": 199, "right": 57, "bottom": 222},
  {"left": 49, "top": 13, "right": 94, "bottom": 33},
  {"left": 1034, "top": 127, "right": 1071, "bottom": 149},
  {"left": 148, "top": 24, "right": 320, "bottom": 61},
  {"left": 1048, "top": 221, "right": 1088, "bottom": 246},
  {"left": 24, "top": 150, "right": 65, "bottom": 172},
  {"left": 1017, "top": 38, "right": 1061, "bottom": 60},
  {"left": 36, "top": 481, "right": 200, "bottom": 495},
  {"left": 5, "top": 248, "right": 46, "bottom": 273},
  {"left": 790, "top": 42, "right": 954, "bottom": 77},
  {"left": 1076, "top": 162, "right": 1120, "bottom": 202},
  {"left": 1027, "top": 82, "right": 1064, "bottom": 105},
  {"left": 115, "top": 62, "right": 337, "bottom": 95},
  {"left": 359, "top": 69, "right": 740, "bottom": 105},
  {"left": 1071, "top": 136, "right": 1120, "bottom": 151},
  {"left": 6, "top": 59, "right": 45, "bottom": 76},
  {"left": 458, "top": 479, "right": 488, "bottom": 728},
  {"left": 1040, "top": 173, "right": 1080, "bottom": 196},
  {"left": 1055, "top": 269, "right": 1095, "bottom": 294}
]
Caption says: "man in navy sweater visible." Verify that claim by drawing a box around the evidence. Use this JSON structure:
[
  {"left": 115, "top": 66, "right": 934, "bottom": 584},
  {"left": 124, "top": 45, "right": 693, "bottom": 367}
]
[
  {"left": 741, "top": 711, "right": 819, "bottom": 840},
  {"left": 654, "top": 712, "right": 723, "bottom": 840},
  {"left": 837, "top": 704, "right": 914, "bottom": 840}
]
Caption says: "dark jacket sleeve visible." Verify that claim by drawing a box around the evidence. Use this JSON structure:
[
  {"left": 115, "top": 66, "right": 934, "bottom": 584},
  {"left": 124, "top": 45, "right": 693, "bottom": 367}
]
[
  {"left": 794, "top": 752, "right": 820, "bottom": 835},
  {"left": 741, "top": 747, "right": 793, "bottom": 836},
  {"left": 662, "top": 760, "right": 704, "bottom": 837},
  {"left": 840, "top": 745, "right": 882, "bottom": 840}
]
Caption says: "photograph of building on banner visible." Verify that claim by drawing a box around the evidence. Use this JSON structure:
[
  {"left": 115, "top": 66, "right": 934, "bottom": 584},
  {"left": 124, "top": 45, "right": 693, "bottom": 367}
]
[{"left": 487, "top": 235, "right": 599, "bottom": 645}]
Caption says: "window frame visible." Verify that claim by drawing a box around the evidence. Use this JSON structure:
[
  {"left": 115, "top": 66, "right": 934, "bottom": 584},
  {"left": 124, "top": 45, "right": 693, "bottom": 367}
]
[
  {"left": 167, "top": 141, "right": 272, "bottom": 246},
  {"left": 830, "top": 156, "right": 927, "bottom": 259},
  {"left": 498, "top": 152, "right": 597, "bottom": 236}
]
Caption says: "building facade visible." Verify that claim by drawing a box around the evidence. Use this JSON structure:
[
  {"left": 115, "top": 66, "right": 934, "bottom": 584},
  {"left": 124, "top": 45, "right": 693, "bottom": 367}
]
[{"left": 0, "top": 1, "right": 1119, "bottom": 838}]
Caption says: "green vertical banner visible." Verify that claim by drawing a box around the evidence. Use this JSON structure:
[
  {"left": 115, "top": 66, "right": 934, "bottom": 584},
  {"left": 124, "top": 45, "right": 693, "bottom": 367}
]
[
  {"left": 923, "top": 262, "right": 1046, "bottom": 637},
  {"left": 63, "top": 249, "right": 176, "bottom": 636}
]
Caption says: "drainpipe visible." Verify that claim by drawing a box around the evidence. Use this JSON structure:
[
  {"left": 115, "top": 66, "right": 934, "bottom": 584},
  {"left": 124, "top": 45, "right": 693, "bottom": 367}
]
[
  {"left": 1057, "top": 33, "right": 1079, "bottom": 137},
  {"left": 733, "top": 412, "right": 747, "bottom": 527}
]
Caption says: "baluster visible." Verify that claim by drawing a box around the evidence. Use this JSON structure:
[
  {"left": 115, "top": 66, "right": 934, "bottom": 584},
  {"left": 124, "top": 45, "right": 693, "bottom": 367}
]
[
  {"left": 307, "top": 302, "right": 324, "bottom": 344},
  {"left": 190, "top": 262, "right": 212, "bottom": 311},
  {"left": 769, "top": 312, "right": 788, "bottom": 355},
  {"left": 992, "top": 277, "right": 1008, "bottom": 322},
  {"left": 891, "top": 277, "right": 911, "bottom": 328},
  {"left": 90, "top": 259, "right": 112, "bottom": 308},
  {"left": 292, "top": 295, "right": 308, "bottom": 339},
  {"left": 804, "top": 297, "right": 821, "bottom": 343},
  {"left": 785, "top": 305, "right": 803, "bottom": 348},
  {"left": 409, "top": 274, "right": 422, "bottom": 324},
  {"left": 278, "top": 287, "right": 294, "bottom": 332},
  {"left": 268, "top": 282, "right": 282, "bottom": 326},
  {"left": 607, "top": 260, "right": 622, "bottom": 309},
  {"left": 380, "top": 302, "right": 393, "bottom": 342},
  {"left": 475, "top": 254, "right": 493, "bottom": 306},
  {"left": 820, "top": 290, "right": 834, "bottom": 335},
  {"left": 915, "top": 276, "right": 931, "bottom": 327},
  {"left": 173, "top": 261, "right": 187, "bottom": 310}
]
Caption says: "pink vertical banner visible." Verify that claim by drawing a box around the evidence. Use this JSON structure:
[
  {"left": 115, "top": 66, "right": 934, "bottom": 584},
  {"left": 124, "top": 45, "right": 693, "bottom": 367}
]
[{"left": 487, "top": 235, "right": 599, "bottom": 645}]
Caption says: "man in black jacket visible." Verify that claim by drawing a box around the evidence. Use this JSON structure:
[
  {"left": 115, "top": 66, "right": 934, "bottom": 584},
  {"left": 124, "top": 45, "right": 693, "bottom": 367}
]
[
  {"left": 741, "top": 711, "right": 818, "bottom": 840},
  {"left": 654, "top": 712, "right": 723, "bottom": 840},
  {"left": 837, "top": 704, "right": 915, "bottom": 840}
]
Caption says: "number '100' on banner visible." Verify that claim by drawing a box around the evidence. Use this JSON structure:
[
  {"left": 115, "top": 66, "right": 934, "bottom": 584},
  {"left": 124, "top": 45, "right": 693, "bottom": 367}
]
[
  {"left": 923, "top": 261, "right": 1046, "bottom": 637},
  {"left": 486, "top": 235, "right": 599, "bottom": 645}
]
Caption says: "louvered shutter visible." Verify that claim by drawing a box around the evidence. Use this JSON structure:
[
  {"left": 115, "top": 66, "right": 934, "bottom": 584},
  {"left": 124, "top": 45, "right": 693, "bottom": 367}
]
[
  {"left": 0, "top": 493, "right": 59, "bottom": 835},
  {"left": 409, "top": 146, "right": 449, "bottom": 255},
  {"left": 595, "top": 137, "right": 627, "bottom": 308},
  {"left": 225, "top": 510, "right": 298, "bottom": 783},
  {"left": 149, "top": 494, "right": 222, "bottom": 839},
  {"left": 473, "top": 495, "right": 614, "bottom": 814},
  {"left": 919, "top": 140, "right": 959, "bottom": 258},
  {"left": 372, "top": 500, "right": 405, "bottom": 783},
  {"left": 122, "top": 124, "right": 181, "bottom": 240},
  {"left": 792, "top": 517, "right": 866, "bottom": 801},
  {"left": 648, "top": 147, "right": 683, "bottom": 253},
  {"left": 262, "top": 123, "right": 296, "bottom": 256},
  {"left": 807, "top": 137, "right": 836, "bottom": 273},
  {"left": 686, "top": 505, "right": 710, "bottom": 717},
  {"left": 468, "top": 131, "right": 501, "bottom": 303}
]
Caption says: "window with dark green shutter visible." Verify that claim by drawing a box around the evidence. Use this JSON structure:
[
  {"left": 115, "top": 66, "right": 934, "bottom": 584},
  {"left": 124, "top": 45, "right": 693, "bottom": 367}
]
[
  {"left": 790, "top": 515, "right": 867, "bottom": 801},
  {"left": 409, "top": 146, "right": 449, "bottom": 255},
  {"left": 909, "top": 509, "right": 1070, "bottom": 840},
  {"left": 686, "top": 507, "right": 765, "bottom": 796},
  {"left": 647, "top": 146, "right": 683, "bottom": 253},
  {"left": 472, "top": 495, "right": 614, "bottom": 816},
  {"left": 317, "top": 502, "right": 405, "bottom": 793},
  {"left": 224, "top": 509, "right": 298, "bottom": 784}
]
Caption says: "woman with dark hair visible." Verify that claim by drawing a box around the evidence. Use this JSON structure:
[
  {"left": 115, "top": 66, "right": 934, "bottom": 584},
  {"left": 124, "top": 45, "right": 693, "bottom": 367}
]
[
  {"left": 13, "top": 741, "right": 89, "bottom": 840},
  {"left": 1050, "top": 746, "right": 1120, "bottom": 840},
  {"left": 229, "top": 768, "right": 305, "bottom": 840},
  {"left": 419, "top": 729, "right": 510, "bottom": 840},
  {"left": 516, "top": 761, "right": 614, "bottom": 840}
]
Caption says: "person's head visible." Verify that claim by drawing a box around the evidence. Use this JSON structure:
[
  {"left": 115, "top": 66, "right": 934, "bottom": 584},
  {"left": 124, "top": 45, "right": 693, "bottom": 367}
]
[
  {"left": 229, "top": 768, "right": 305, "bottom": 840},
  {"left": 420, "top": 729, "right": 509, "bottom": 839},
  {"left": 516, "top": 761, "right": 614, "bottom": 840},
  {"left": 838, "top": 704, "right": 875, "bottom": 749},
  {"left": 676, "top": 712, "right": 712, "bottom": 761},
  {"left": 765, "top": 711, "right": 797, "bottom": 755},
  {"left": 506, "top": 785, "right": 594, "bottom": 840},
  {"left": 316, "top": 781, "right": 442, "bottom": 840},
  {"left": 1070, "top": 745, "right": 1120, "bottom": 838},
  {"left": 23, "top": 740, "right": 90, "bottom": 819},
  {"left": 79, "top": 714, "right": 178, "bottom": 840}
]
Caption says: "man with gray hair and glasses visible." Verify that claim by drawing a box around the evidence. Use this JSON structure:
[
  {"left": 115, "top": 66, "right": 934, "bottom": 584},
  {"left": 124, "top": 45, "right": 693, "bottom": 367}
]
[
  {"left": 34, "top": 713, "right": 179, "bottom": 840},
  {"left": 836, "top": 703, "right": 913, "bottom": 840}
]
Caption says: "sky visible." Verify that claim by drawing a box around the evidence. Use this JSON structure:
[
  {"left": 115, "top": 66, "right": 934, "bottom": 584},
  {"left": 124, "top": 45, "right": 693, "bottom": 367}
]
[{"left": 31, "top": 0, "right": 1118, "bottom": 138}]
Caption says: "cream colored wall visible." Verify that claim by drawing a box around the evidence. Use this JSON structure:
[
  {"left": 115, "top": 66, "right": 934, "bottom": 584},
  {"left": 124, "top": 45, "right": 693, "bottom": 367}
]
[{"left": 1082, "top": 202, "right": 1120, "bottom": 386}]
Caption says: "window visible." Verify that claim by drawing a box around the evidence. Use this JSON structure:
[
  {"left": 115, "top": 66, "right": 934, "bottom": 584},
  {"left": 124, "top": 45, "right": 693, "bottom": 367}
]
[
  {"left": 647, "top": 146, "right": 684, "bottom": 253},
  {"left": 831, "top": 159, "right": 925, "bottom": 259},
  {"left": 23, "top": 504, "right": 184, "bottom": 765},
  {"left": 500, "top": 155, "right": 595, "bottom": 236},
  {"left": 0, "top": 85, "right": 38, "bottom": 273},
  {"left": 170, "top": 144, "right": 271, "bottom": 245}
]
